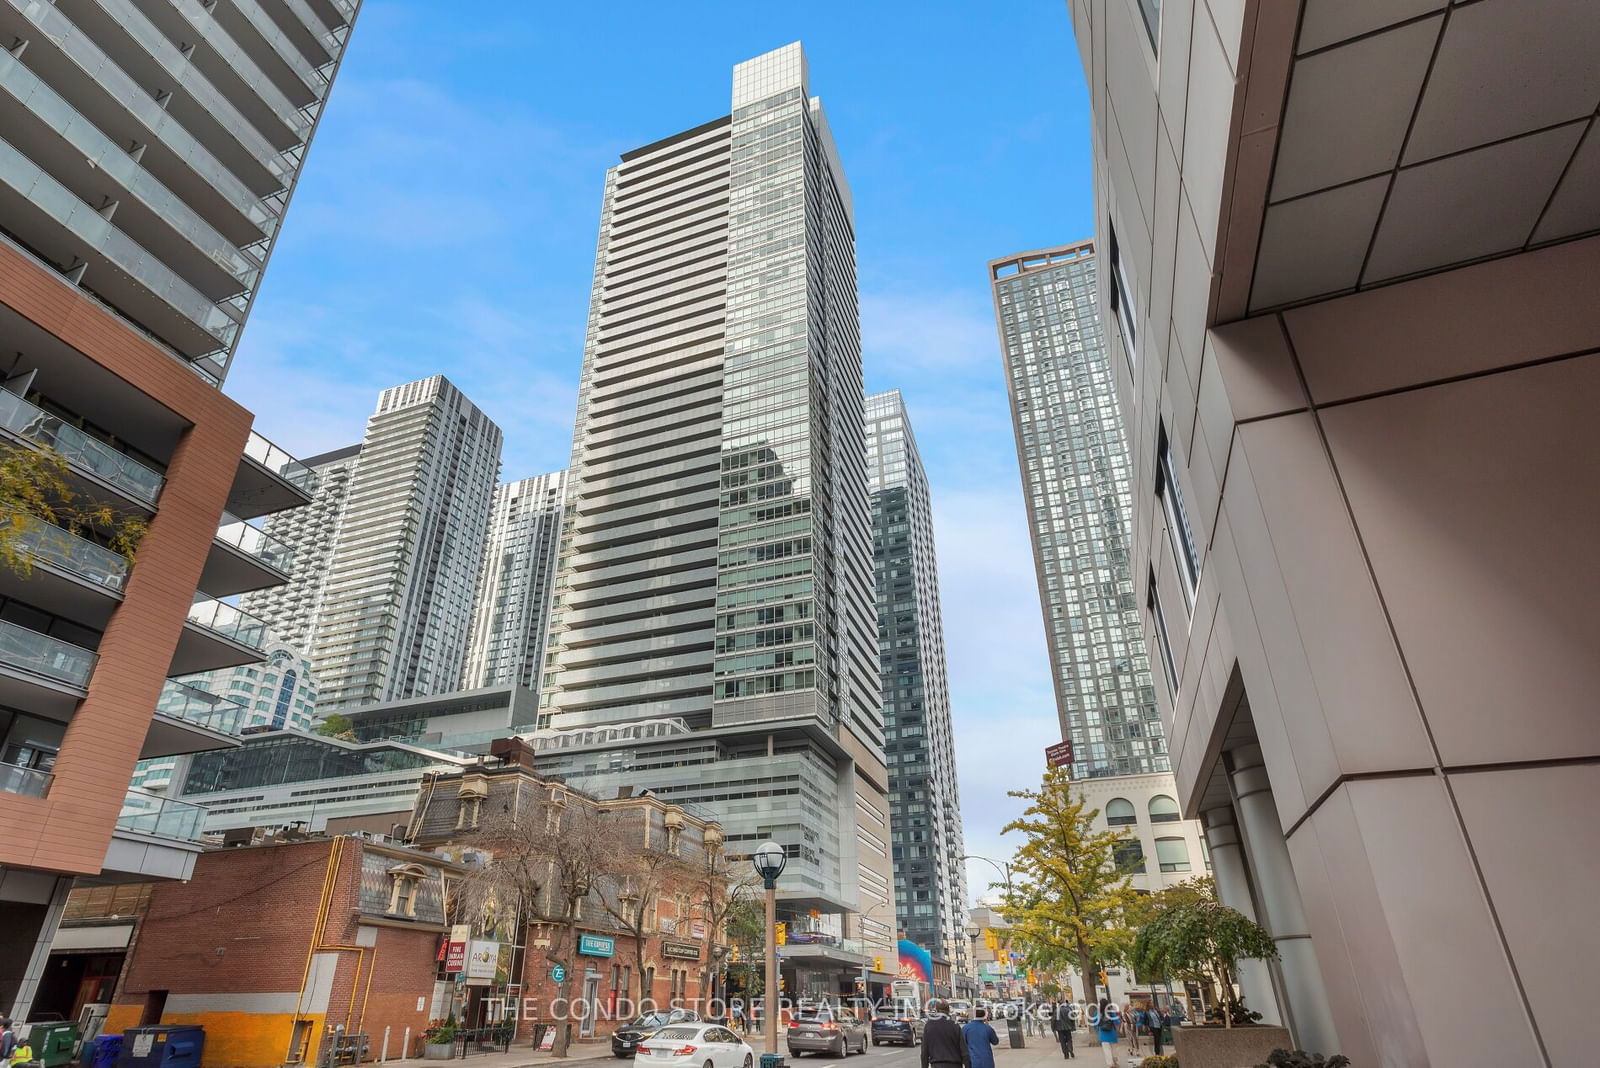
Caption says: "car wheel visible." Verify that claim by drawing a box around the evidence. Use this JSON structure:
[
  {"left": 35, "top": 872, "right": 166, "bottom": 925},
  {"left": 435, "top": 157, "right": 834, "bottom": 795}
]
[
  {"left": 833, "top": 1038, "right": 844, "bottom": 1058},
  {"left": 744, "top": 1056, "right": 753, "bottom": 1068},
  {"left": 870, "top": 1038, "right": 878, "bottom": 1047}
]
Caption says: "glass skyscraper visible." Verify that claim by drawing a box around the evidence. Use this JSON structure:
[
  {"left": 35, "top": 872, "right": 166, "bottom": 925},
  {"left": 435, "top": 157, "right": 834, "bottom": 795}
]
[
  {"left": 990, "top": 243, "right": 1166, "bottom": 779},
  {"left": 865, "top": 390, "right": 969, "bottom": 976},
  {"left": 537, "top": 43, "right": 893, "bottom": 988}
]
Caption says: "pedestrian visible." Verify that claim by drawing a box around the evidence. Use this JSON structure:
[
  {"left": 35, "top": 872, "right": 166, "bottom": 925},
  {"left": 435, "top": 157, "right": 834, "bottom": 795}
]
[
  {"left": 0, "top": 1020, "right": 13, "bottom": 1065},
  {"left": 731, "top": 1002, "right": 746, "bottom": 1034},
  {"left": 1049, "top": 1002, "right": 1075, "bottom": 1059},
  {"left": 921, "top": 1000, "right": 969, "bottom": 1068},
  {"left": 1125, "top": 1003, "right": 1141, "bottom": 1057},
  {"left": 1147, "top": 1005, "right": 1166, "bottom": 1057},
  {"left": 1095, "top": 1001, "right": 1120, "bottom": 1068},
  {"left": 7, "top": 1033, "right": 31, "bottom": 1068},
  {"left": 962, "top": 1008, "right": 1000, "bottom": 1068}
]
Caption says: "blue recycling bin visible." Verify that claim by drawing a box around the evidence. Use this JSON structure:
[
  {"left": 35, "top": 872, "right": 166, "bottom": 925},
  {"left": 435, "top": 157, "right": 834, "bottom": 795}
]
[
  {"left": 90, "top": 1035, "right": 123, "bottom": 1068},
  {"left": 115, "top": 1027, "right": 204, "bottom": 1068}
]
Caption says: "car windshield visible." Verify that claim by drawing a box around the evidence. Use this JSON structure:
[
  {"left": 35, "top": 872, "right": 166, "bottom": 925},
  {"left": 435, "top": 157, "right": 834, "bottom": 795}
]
[{"left": 651, "top": 1027, "right": 700, "bottom": 1041}]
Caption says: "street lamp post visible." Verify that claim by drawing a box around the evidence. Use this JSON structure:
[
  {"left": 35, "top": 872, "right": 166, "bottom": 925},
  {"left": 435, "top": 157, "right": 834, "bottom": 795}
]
[
  {"left": 751, "top": 841, "right": 788, "bottom": 1057},
  {"left": 856, "top": 900, "right": 891, "bottom": 1006}
]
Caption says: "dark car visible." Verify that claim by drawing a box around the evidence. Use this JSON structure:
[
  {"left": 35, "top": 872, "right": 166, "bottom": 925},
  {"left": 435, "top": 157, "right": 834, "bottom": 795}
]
[
  {"left": 869, "top": 1014, "right": 924, "bottom": 1047},
  {"left": 787, "top": 1009, "right": 868, "bottom": 1057},
  {"left": 612, "top": 1010, "right": 702, "bottom": 1058}
]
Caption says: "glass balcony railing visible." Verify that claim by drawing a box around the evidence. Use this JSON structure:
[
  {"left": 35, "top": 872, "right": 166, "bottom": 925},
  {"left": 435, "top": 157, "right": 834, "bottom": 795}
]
[
  {"left": 116, "top": 787, "right": 206, "bottom": 841},
  {"left": 215, "top": 512, "right": 294, "bottom": 573},
  {"left": 156, "top": 679, "right": 247, "bottom": 736},
  {"left": 0, "top": 761, "right": 52, "bottom": 799},
  {"left": 0, "top": 618, "right": 97, "bottom": 689},
  {"left": 242, "top": 430, "right": 317, "bottom": 494},
  {"left": 13, "top": 516, "right": 130, "bottom": 593},
  {"left": 187, "top": 595, "right": 268, "bottom": 650},
  {"left": 0, "top": 389, "right": 165, "bottom": 505}
]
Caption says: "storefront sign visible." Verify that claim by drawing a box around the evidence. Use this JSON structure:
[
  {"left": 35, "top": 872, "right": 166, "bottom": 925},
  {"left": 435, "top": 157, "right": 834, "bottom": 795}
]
[
  {"left": 1045, "top": 740, "right": 1073, "bottom": 767},
  {"left": 661, "top": 940, "right": 701, "bottom": 960},
  {"left": 578, "top": 933, "right": 615, "bottom": 957},
  {"left": 690, "top": 920, "right": 707, "bottom": 940},
  {"left": 444, "top": 924, "right": 471, "bottom": 973},
  {"left": 466, "top": 939, "right": 499, "bottom": 982}
]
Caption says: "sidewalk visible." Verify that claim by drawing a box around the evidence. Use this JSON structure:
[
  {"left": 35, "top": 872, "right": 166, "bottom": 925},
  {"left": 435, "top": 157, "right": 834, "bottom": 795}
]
[{"left": 379, "top": 1039, "right": 619, "bottom": 1068}]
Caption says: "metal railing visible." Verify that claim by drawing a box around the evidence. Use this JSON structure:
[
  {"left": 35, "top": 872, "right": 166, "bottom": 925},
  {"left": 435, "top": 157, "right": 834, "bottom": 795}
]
[
  {"left": 0, "top": 618, "right": 96, "bottom": 689},
  {"left": 215, "top": 512, "right": 295, "bottom": 572},
  {"left": 0, "top": 760, "right": 52, "bottom": 798},
  {"left": 242, "top": 429, "right": 318, "bottom": 494},
  {"left": 116, "top": 787, "right": 206, "bottom": 841},
  {"left": 187, "top": 594, "right": 268, "bottom": 650},
  {"left": 0, "top": 389, "right": 165, "bottom": 505},
  {"left": 12, "top": 515, "right": 130, "bottom": 592},
  {"left": 157, "top": 679, "right": 247, "bottom": 736}
]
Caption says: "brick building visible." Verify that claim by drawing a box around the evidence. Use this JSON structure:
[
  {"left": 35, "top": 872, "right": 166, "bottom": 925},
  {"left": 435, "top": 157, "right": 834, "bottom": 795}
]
[
  {"left": 106, "top": 834, "right": 459, "bottom": 1067},
  {"left": 408, "top": 742, "right": 734, "bottom": 1041}
]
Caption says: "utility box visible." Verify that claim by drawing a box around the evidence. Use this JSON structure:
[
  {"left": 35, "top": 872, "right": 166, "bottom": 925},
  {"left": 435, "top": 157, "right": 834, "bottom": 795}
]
[
  {"left": 1005, "top": 1016, "right": 1025, "bottom": 1048},
  {"left": 86, "top": 1034, "right": 122, "bottom": 1068},
  {"left": 116, "top": 1027, "right": 204, "bottom": 1068},
  {"left": 27, "top": 1021, "right": 80, "bottom": 1068}
]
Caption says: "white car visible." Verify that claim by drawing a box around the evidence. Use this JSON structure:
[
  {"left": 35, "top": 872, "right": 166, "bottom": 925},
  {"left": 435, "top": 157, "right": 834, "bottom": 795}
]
[{"left": 635, "top": 1023, "right": 753, "bottom": 1068}]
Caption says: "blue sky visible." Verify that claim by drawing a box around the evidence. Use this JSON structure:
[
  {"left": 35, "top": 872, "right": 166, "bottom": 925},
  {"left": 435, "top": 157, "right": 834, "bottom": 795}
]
[{"left": 227, "top": 1, "right": 1095, "bottom": 910}]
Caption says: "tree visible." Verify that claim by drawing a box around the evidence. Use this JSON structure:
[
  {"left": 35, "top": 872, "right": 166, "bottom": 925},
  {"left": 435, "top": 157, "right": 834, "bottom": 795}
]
[
  {"left": 1000, "top": 765, "right": 1142, "bottom": 1005},
  {"left": 1, "top": 443, "right": 146, "bottom": 577},
  {"left": 684, "top": 828, "right": 758, "bottom": 1010},
  {"left": 596, "top": 819, "right": 689, "bottom": 1010},
  {"left": 456, "top": 790, "right": 626, "bottom": 1057},
  {"left": 724, "top": 895, "right": 766, "bottom": 999},
  {"left": 1130, "top": 898, "right": 1279, "bottom": 1027},
  {"left": 314, "top": 713, "right": 357, "bottom": 740}
]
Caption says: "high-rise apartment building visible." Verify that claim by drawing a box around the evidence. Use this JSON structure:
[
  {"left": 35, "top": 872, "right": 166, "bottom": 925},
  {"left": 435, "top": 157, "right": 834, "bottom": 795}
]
[
  {"left": 990, "top": 244, "right": 1164, "bottom": 779},
  {"left": 538, "top": 43, "right": 893, "bottom": 996},
  {"left": 240, "top": 444, "right": 361, "bottom": 648},
  {"left": 864, "top": 390, "right": 969, "bottom": 975},
  {"left": 312, "top": 377, "right": 502, "bottom": 711},
  {"left": 460, "top": 470, "right": 567, "bottom": 691},
  {"left": 0, "top": 0, "right": 360, "bottom": 1020},
  {"left": 1069, "top": 1, "right": 1600, "bottom": 1062}
]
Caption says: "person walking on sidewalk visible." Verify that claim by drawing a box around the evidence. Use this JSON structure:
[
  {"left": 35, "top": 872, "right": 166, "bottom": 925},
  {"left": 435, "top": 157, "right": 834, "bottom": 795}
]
[
  {"left": 922, "top": 1000, "right": 969, "bottom": 1068},
  {"left": 1049, "top": 1002, "right": 1075, "bottom": 1059},
  {"left": 962, "top": 1008, "right": 1000, "bottom": 1068},
  {"left": 731, "top": 1003, "right": 746, "bottom": 1035},
  {"left": 1125, "top": 1003, "right": 1141, "bottom": 1058},
  {"left": 1094, "top": 1001, "right": 1121, "bottom": 1068},
  {"left": 1146, "top": 1004, "right": 1167, "bottom": 1057}
]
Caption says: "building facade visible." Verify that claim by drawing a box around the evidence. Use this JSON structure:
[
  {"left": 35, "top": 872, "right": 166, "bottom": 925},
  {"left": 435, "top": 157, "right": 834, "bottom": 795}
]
[
  {"left": 240, "top": 444, "right": 362, "bottom": 649},
  {"left": 313, "top": 377, "right": 503, "bottom": 711},
  {"left": 537, "top": 43, "right": 893, "bottom": 991},
  {"left": 0, "top": 0, "right": 359, "bottom": 1021},
  {"left": 1069, "top": 1, "right": 1600, "bottom": 1063},
  {"left": 460, "top": 470, "right": 568, "bottom": 691},
  {"left": 991, "top": 244, "right": 1164, "bottom": 779},
  {"left": 863, "top": 391, "right": 969, "bottom": 976}
]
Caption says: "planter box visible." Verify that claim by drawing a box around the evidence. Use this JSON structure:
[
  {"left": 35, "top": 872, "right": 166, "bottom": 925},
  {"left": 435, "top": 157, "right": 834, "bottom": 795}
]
[
  {"left": 423, "top": 1042, "right": 455, "bottom": 1060},
  {"left": 1171, "top": 1025, "right": 1292, "bottom": 1068}
]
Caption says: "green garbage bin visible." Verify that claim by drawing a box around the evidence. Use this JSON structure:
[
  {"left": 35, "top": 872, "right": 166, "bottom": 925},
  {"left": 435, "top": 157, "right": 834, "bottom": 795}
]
[
  {"left": 760, "top": 1054, "right": 786, "bottom": 1068},
  {"left": 28, "top": 1021, "right": 80, "bottom": 1068}
]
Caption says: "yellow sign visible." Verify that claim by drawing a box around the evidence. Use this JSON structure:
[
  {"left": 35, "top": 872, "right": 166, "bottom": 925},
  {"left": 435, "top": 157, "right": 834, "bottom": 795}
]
[{"left": 775, "top": 922, "right": 787, "bottom": 946}]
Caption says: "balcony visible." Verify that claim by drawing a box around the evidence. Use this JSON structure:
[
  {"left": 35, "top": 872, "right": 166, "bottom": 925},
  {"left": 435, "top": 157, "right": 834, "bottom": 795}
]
[
  {"left": 0, "top": 760, "right": 51, "bottom": 799},
  {"left": 0, "top": 618, "right": 95, "bottom": 719},
  {"left": 171, "top": 595, "right": 268, "bottom": 675},
  {"left": 116, "top": 787, "right": 206, "bottom": 841},
  {"left": 228, "top": 429, "right": 316, "bottom": 519},
  {"left": 198, "top": 512, "right": 294, "bottom": 597},
  {"left": 143, "top": 679, "right": 246, "bottom": 759},
  {"left": 0, "top": 388, "right": 164, "bottom": 508},
  {"left": 0, "top": 515, "right": 130, "bottom": 629}
]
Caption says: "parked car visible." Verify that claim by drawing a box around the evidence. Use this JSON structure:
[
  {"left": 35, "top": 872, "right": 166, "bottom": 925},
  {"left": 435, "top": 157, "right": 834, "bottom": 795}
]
[
  {"left": 613, "top": 1010, "right": 703, "bottom": 1058},
  {"left": 947, "top": 1000, "right": 974, "bottom": 1023},
  {"left": 635, "top": 1024, "right": 751, "bottom": 1068},
  {"left": 787, "top": 1008, "right": 869, "bottom": 1057},
  {"left": 870, "top": 1013, "right": 924, "bottom": 1047}
]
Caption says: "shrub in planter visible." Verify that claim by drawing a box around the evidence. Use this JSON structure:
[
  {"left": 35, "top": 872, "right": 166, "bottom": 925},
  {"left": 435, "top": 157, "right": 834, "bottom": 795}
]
[
  {"left": 1131, "top": 900, "right": 1278, "bottom": 1028},
  {"left": 1257, "top": 1051, "right": 1350, "bottom": 1068},
  {"left": 422, "top": 1020, "right": 457, "bottom": 1060},
  {"left": 1141, "top": 1057, "right": 1181, "bottom": 1068}
]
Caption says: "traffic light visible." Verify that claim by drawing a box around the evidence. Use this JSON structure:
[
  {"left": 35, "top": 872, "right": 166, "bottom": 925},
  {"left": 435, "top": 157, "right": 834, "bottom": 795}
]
[
  {"left": 1098, "top": 969, "right": 1109, "bottom": 990},
  {"left": 775, "top": 922, "right": 788, "bottom": 946},
  {"left": 729, "top": 945, "right": 740, "bottom": 963},
  {"left": 873, "top": 957, "right": 884, "bottom": 972}
]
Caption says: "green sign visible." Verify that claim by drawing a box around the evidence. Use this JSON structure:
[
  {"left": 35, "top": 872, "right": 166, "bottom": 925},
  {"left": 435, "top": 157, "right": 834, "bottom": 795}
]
[
  {"left": 578, "top": 934, "right": 615, "bottom": 957},
  {"left": 551, "top": 964, "right": 567, "bottom": 983}
]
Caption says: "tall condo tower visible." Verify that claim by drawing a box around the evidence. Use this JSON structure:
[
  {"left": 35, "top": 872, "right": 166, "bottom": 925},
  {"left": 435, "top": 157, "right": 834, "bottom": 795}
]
[
  {"left": 240, "top": 444, "right": 362, "bottom": 648},
  {"left": 313, "top": 376, "right": 502, "bottom": 711},
  {"left": 539, "top": 44, "right": 893, "bottom": 990},
  {"left": 461, "top": 470, "right": 569, "bottom": 691},
  {"left": 865, "top": 390, "right": 970, "bottom": 975},
  {"left": 990, "top": 244, "right": 1166, "bottom": 779},
  {"left": 0, "top": 0, "right": 361, "bottom": 1023}
]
